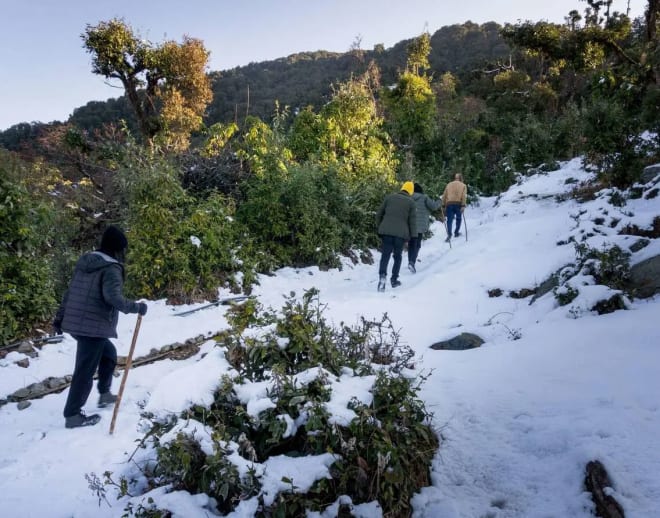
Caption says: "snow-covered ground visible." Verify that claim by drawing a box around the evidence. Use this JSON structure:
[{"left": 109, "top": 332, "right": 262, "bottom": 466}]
[{"left": 1, "top": 158, "right": 658, "bottom": 517}]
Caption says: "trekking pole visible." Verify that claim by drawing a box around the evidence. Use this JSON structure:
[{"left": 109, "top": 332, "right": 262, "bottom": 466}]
[
  {"left": 440, "top": 205, "right": 452, "bottom": 249},
  {"left": 109, "top": 314, "right": 142, "bottom": 435},
  {"left": 463, "top": 211, "right": 468, "bottom": 242}
]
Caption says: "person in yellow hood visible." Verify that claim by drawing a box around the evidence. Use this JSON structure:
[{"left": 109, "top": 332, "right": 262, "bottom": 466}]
[{"left": 375, "top": 181, "right": 417, "bottom": 291}]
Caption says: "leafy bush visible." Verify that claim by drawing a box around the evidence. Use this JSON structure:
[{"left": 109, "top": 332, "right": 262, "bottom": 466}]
[
  {"left": 0, "top": 152, "right": 58, "bottom": 344},
  {"left": 554, "top": 285, "right": 579, "bottom": 306},
  {"left": 115, "top": 145, "right": 256, "bottom": 302},
  {"left": 580, "top": 97, "right": 646, "bottom": 188},
  {"left": 110, "top": 289, "right": 437, "bottom": 516},
  {"left": 574, "top": 243, "right": 631, "bottom": 290},
  {"left": 237, "top": 163, "right": 384, "bottom": 269}
]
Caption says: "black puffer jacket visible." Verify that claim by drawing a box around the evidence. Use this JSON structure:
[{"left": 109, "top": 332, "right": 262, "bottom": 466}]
[{"left": 55, "top": 252, "right": 141, "bottom": 338}]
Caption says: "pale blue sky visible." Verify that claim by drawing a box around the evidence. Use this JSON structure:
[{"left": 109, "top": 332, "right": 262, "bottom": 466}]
[{"left": 0, "top": 0, "right": 648, "bottom": 130}]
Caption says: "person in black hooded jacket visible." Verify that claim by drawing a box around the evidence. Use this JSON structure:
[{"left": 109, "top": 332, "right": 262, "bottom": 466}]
[{"left": 54, "top": 226, "right": 147, "bottom": 428}]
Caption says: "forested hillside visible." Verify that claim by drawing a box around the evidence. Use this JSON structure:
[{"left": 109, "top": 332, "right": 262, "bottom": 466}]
[
  {"left": 0, "top": 21, "right": 510, "bottom": 142},
  {"left": 1, "top": 2, "right": 659, "bottom": 346}
]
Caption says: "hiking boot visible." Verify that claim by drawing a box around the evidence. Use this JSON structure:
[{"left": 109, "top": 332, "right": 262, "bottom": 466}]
[
  {"left": 408, "top": 262, "right": 416, "bottom": 274},
  {"left": 391, "top": 279, "right": 402, "bottom": 288},
  {"left": 98, "top": 392, "right": 117, "bottom": 408},
  {"left": 445, "top": 236, "right": 451, "bottom": 243},
  {"left": 377, "top": 275, "right": 387, "bottom": 292},
  {"left": 454, "top": 232, "right": 461, "bottom": 237},
  {"left": 65, "top": 412, "right": 101, "bottom": 429}
]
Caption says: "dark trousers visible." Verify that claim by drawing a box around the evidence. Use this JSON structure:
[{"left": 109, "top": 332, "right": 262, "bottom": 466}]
[
  {"left": 379, "top": 235, "right": 405, "bottom": 280},
  {"left": 446, "top": 204, "right": 462, "bottom": 236},
  {"left": 63, "top": 336, "right": 117, "bottom": 418},
  {"left": 408, "top": 233, "right": 423, "bottom": 265}
]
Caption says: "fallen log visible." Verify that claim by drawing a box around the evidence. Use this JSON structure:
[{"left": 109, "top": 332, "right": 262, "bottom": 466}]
[
  {"left": 584, "top": 460, "right": 625, "bottom": 518},
  {"left": 2, "top": 333, "right": 220, "bottom": 408}
]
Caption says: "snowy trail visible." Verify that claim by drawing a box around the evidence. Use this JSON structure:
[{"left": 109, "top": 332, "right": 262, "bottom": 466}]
[{"left": 1, "top": 159, "right": 659, "bottom": 517}]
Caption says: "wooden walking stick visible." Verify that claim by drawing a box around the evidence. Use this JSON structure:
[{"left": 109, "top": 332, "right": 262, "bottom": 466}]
[
  {"left": 440, "top": 205, "right": 452, "bottom": 249},
  {"left": 109, "top": 314, "right": 142, "bottom": 435},
  {"left": 463, "top": 210, "right": 468, "bottom": 242}
]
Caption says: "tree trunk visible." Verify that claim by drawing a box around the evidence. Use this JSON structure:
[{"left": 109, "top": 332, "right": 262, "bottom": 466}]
[{"left": 647, "top": 0, "right": 658, "bottom": 43}]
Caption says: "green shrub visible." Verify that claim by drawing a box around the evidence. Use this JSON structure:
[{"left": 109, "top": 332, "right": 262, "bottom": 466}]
[
  {"left": 237, "top": 164, "right": 383, "bottom": 269},
  {"left": 581, "top": 98, "right": 646, "bottom": 188},
  {"left": 153, "top": 433, "right": 258, "bottom": 514},
  {"left": 554, "top": 285, "right": 579, "bottom": 306},
  {"left": 0, "top": 153, "right": 58, "bottom": 343},
  {"left": 115, "top": 290, "right": 436, "bottom": 516},
  {"left": 116, "top": 146, "right": 255, "bottom": 302},
  {"left": 574, "top": 243, "right": 631, "bottom": 290}
]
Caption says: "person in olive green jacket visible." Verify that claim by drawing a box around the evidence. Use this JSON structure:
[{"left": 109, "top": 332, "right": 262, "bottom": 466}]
[{"left": 376, "top": 181, "right": 417, "bottom": 291}]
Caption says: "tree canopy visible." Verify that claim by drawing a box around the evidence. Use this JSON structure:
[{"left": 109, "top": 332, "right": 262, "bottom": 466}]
[{"left": 82, "top": 18, "right": 212, "bottom": 150}]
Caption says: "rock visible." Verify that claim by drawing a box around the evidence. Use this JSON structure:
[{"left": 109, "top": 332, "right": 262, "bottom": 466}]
[
  {"left": 17, "top": 401, "right": 31, "bottom": 411},
  {"left": 15, "top": 358, "right": 30, "bottom": 368},
  {"left": 488, "top": 288, "right": 503, "bottom": 298},
  {"left": 529, "top": 271, "right": 561, "bottom": 305},
  {"left": 344, "top": 249, "right": 360, "bottom": 265},
  {"left": 10, "top": 388, "right": 30, "bottom": 401},
  {"left": 646, "top": 187, "right": 659, "bottom": 200},
  {"left": 619, "top": 216, "right": 660, "bottom": 238},
  {"left": 509, "top": 288, "right": 535, "bottom": 299},
  {"left": 29, "top": 383, "right": 46, "bottom": 396},
  {"left": 628, "top": 254, "right": 660, "bottom": 298},
  {"left": 360, "top": 250, "right": 374, "bottom": 265},
  {"left": 591, "top": 294, "right": 627, "bottom": 315},
  {"left": 430, "top": 333, "right": 484, "bottom": 351},
  {"left": 629, "top": 238, "right": 650, "bottom": 253},
  {"left": 641, "top": 164, "right": 660, "bottom": 184},
  {"left": 46, "top": 377, "right": 66, "bottom": 389},
  {"left": 16, "top": 341, "right": 34, "bottom": 354}
]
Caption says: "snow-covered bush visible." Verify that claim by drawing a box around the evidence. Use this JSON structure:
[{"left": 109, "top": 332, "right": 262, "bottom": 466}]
[
  {"left": 106, "top": 289, "right": 437, "bottom": 516},
  {"left": 574, "top": 243, "right": 631, "bottom": 290},
  {"left": 553, "top": 243, "right": 631, "bottom": 316},
  {"left": 115, "top": 145, "right": 259, "bottom": 302}
]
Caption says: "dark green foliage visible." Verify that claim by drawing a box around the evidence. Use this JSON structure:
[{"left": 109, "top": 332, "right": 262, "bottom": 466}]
[
  {"left": 0, "top": 152, "right": 58, "bottom": 344},
  {"left": 223, "top": 289, "right": 388, "bottom": 380},
  {"left": 115, "top": 144, "right": 257, "bottom": 301},
  {"left": 554, "top": 284, "right": 580, "bottom": 306},
  {"left": 575, "top": 243, "right": 631, "bottom": 290},
  {"left": 152, "top": 434, "right": 257, "bottom": 514},
  {"left": 124, "top": 290, "right": 436, "bottom": 516},
  {"left": 237, "top": 163, "right": 384, "bottom": 269},
  {"left": 70, "top": 97, "right": 138, "bottom": 136}
]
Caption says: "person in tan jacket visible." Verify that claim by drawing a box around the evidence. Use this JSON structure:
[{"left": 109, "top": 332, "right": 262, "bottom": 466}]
[{"left": 442, "top": 173, "right": 467, "bottom": 242}]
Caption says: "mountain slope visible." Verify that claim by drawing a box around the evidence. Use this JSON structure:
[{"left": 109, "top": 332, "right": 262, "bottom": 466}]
[{"left": 0, "top": 158, "right": 659, "bottom": 517}]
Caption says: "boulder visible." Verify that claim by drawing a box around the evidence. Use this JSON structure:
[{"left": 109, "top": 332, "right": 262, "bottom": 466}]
[
  {"left": 430, "top": 333, "right": 484, "bottom": 350},
  {"left": 628, "top": 254, "right": 660, "bottom": 298},
  {"left": 529, "top": 271, "right": 561, "bottom": 305},
  {"left": 17, "top": 401, "right": 31, "bottom": 411},
  {"left": 16, "top": 341, "right": 34, "bottom": 354},
  {"left": 629, "top": 238, "right": 650, "bottom": 253},
  {"left": 641, "top": 164, "right": 660, "bottom": 184}
]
